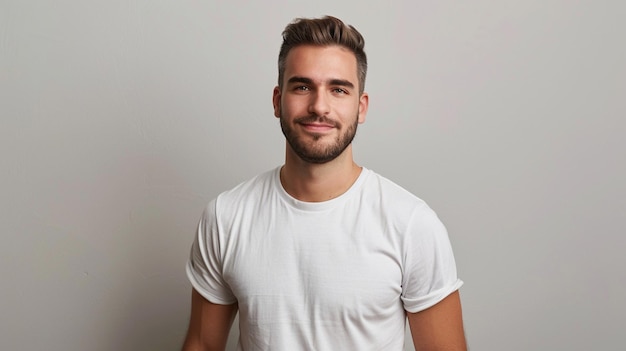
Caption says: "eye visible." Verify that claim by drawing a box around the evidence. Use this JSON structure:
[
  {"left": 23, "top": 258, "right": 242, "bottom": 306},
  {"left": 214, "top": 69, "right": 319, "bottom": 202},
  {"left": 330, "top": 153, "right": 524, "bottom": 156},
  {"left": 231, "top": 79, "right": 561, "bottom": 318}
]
[
  {"left": 294, "top": 86, "right": 310, "bottom": 91},
  {"left": 332, "top": 88, "right": 348, "bottom": 94}
]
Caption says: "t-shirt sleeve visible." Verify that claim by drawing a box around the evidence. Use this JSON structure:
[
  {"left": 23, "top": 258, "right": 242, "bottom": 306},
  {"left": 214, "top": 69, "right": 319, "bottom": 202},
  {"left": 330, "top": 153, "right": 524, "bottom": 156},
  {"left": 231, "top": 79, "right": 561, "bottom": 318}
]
[
  {"left": 186, "top": 199, "right": 237, "bottom": 305},
  {"left": 400, "top": 205, "right": 463, "bottom": 313}
]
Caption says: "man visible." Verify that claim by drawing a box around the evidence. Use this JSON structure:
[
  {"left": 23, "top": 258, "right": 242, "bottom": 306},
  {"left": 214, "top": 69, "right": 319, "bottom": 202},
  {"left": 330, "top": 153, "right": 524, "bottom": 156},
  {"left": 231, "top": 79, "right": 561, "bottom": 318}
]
[{"left": 182, "top": 16, "right": 466, "bottom": 351}]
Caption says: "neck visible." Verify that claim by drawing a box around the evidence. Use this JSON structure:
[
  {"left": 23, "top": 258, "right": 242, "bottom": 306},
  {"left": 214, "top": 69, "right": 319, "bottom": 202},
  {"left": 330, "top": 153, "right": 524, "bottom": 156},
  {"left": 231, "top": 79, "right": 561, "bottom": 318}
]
[{"left": 280, "top": 145, "right": 362, "bottom": 202}]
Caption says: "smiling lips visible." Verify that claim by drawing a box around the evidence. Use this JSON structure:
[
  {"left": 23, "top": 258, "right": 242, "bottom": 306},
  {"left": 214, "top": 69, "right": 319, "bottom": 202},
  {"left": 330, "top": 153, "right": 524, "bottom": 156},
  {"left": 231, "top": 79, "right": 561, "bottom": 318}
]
[
  {"left": 296, "top": 116, "right": 338, "bottom": 133},
  {"left": 301, "top": 122, "right": 335, "bottom": 133}
]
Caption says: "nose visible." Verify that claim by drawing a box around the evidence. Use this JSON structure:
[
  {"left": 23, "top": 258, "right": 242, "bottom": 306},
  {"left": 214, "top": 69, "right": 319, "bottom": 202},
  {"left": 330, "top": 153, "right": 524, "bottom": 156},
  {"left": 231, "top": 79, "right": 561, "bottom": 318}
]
[{"left": 308, "top": 91, "right": 330, "bottom": 117}]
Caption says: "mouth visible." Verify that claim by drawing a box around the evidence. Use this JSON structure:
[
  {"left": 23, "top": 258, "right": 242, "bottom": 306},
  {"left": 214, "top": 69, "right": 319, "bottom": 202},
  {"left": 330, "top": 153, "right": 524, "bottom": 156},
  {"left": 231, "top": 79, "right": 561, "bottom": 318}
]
[
  {"left": 296, "top": 116, "right": 337, "bottom": 134},
  {"left": 300, "top": 122, "right": 335, "bottom": 133}
]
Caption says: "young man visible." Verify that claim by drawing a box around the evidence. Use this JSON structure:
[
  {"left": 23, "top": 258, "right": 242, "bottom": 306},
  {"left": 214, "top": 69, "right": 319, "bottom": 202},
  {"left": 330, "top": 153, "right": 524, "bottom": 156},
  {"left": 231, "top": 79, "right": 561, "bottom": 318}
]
[{"left": 183, "top": 16, "right": 466, "bottom": 351}]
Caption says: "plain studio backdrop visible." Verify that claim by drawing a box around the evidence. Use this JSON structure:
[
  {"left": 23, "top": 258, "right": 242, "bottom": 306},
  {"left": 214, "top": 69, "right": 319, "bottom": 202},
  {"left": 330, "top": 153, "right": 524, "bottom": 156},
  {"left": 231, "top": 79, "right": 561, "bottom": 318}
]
[{"left": 1, "top": 1, "right": 624, "bottom": 350}]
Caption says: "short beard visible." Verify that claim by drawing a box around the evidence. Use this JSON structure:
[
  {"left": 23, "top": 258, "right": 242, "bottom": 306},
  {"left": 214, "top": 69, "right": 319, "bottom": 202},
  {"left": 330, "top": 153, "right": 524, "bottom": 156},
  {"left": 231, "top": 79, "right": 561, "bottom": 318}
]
[{"left": 280, "top": 114, "right": 359, "bottom": 164}]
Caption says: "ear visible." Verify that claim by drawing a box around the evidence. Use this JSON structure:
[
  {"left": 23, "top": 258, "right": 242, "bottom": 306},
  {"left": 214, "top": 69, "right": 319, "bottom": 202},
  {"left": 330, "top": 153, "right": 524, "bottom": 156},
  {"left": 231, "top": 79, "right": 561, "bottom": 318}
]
[
  {"left": 357, "top": 92, "right": 369, "bottom": 124},
  {"left": 272, "top": 86, "right": 281, "bottom": 118}
]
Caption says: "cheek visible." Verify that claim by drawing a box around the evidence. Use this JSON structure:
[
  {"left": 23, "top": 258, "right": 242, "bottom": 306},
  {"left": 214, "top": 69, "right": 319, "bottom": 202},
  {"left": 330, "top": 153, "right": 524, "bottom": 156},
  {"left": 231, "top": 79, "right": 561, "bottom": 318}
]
[
  {"left": 281, "top": 97, "right": 307, "bottom": 116},
  {"left": 338, "top": 102, "right": 361, "bottom": 119}
]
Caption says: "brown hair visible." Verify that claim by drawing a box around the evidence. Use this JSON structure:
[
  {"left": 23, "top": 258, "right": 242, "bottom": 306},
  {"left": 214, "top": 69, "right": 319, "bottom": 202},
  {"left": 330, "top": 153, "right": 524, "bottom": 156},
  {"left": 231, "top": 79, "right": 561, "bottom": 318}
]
[{"left": 278, "top": 16, "right": 367, "bottom": 93}]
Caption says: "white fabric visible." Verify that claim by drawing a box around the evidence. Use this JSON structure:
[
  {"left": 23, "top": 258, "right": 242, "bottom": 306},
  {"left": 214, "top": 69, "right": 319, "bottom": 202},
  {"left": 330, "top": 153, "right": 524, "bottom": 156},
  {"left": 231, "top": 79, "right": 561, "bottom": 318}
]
[{"left": 187, "top": 167, "right": 462, "bottom": 350}]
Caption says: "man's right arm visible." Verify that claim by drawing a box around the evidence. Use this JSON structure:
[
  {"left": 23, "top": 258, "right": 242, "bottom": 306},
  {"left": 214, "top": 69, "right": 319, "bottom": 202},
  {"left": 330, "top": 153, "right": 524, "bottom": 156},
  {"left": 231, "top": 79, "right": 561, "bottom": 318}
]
[{"left": 182, "top": 288, "right": 238, "bottom": 351}]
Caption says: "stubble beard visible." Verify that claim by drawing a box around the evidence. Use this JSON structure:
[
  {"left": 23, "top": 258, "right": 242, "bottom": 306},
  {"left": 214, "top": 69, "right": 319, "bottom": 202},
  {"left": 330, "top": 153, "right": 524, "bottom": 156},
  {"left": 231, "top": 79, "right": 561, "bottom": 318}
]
[{"left": 280, "top": 114, "right": 359, "bottom": 164}]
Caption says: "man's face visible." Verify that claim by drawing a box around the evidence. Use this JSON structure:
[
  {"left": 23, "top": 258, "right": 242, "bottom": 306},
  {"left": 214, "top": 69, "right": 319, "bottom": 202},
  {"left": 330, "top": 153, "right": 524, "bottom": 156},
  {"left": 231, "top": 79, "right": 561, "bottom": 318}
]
[{"left": 273, "top": 45, "right": 369, "bottom": 164}]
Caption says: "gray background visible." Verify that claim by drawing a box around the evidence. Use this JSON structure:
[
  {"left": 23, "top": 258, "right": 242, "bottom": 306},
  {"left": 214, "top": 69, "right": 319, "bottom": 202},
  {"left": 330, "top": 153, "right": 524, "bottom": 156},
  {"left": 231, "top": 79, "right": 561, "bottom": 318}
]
[{"left": 2, "top": 1, "right": 624, "bottom": 350}]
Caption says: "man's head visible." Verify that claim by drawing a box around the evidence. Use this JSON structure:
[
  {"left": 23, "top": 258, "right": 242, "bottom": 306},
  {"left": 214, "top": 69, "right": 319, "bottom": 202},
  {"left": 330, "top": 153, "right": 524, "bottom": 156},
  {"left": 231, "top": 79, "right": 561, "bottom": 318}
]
[
  {"left": 277, "top": 16, "right": 367, "bottom": 94},
  {"left": 273, "top": 16, "right": 369, "bottom": 165}
]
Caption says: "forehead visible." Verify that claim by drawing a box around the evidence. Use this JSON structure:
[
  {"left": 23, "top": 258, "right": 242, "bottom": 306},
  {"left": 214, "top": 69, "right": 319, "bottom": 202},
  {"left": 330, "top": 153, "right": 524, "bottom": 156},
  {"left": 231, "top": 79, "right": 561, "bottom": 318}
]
[{"left": 283, "top": 45, "right": 358, "bottom": 85}]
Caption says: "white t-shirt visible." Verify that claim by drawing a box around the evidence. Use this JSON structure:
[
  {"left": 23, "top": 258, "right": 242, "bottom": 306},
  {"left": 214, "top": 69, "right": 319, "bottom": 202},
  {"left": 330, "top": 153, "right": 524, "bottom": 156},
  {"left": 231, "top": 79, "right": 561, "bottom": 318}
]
[{"left": 187, "top": 167, "right": 462, "bottom": 350}]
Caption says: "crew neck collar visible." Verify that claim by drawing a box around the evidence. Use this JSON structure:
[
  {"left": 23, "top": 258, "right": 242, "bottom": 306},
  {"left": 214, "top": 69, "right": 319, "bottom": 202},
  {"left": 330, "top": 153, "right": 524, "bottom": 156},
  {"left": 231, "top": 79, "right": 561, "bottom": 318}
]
[{"left": 273, "top": 166, "right": 370, "bottom": 212}]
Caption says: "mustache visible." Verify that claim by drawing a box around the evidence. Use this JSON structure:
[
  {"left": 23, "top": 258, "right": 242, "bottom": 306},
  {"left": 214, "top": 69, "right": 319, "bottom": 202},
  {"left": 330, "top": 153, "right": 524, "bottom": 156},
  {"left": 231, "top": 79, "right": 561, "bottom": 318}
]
[{"left": 293, "top": 115, "right": 339, "bottom": 127}]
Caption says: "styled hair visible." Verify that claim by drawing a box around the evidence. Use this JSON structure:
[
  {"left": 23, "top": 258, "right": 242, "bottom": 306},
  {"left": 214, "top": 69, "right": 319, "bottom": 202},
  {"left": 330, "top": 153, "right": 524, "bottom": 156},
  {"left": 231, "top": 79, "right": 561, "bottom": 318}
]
[{"left": 278, "top": 16, "right": 367, "bottom": 94}]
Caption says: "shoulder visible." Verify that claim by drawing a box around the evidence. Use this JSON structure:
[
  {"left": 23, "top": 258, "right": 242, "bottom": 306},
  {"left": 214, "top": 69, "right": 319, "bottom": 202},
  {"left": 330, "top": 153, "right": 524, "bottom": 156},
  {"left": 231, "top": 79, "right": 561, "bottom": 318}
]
[
  {"left": 358, "top": 169, "right": 447, "bottom": 236},
  {"left": 198, "top": 168, "right": 278, "bottom": 232},
  {"left": 216, "top": 169, "right": 276, "bottom": 202},
  {"left": 215, "top": 168, "right": 277, "bottom": 205},
  {"left": 362, "top": 169, "right": 431, "bottom": 213}
]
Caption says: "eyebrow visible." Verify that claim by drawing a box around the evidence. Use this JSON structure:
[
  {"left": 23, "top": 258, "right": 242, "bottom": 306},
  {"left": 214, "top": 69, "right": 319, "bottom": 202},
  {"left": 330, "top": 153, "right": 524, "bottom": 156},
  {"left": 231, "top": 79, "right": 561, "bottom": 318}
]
[{"left": 287, "top": 76, "right": 355, "bottom": 89}]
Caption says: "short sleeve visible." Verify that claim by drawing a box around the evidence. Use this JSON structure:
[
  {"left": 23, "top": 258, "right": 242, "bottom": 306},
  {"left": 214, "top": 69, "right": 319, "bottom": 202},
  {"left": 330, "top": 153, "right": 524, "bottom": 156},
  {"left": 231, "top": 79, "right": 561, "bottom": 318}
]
[
  {"left": 400, "top": 206, "right": 463, "bottom": 313},
  {"left": 186, "top": 199, "right": 237, "bottom": 304}
]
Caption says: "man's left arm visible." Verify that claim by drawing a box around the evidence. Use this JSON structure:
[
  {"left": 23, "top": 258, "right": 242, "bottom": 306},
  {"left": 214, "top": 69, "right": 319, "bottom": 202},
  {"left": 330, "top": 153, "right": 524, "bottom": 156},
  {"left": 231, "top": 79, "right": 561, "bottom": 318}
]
[{"left": 406, "top": 290, "right": 467, "bottom": 351}]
